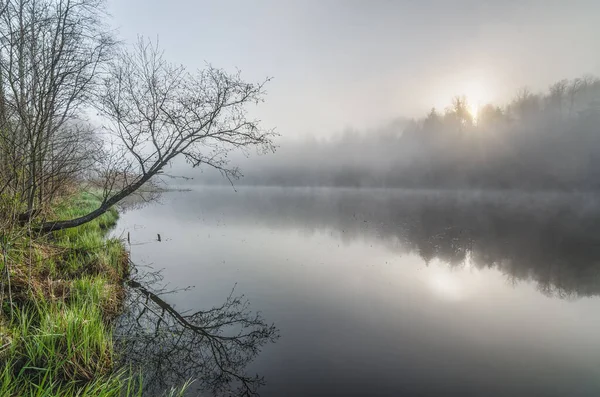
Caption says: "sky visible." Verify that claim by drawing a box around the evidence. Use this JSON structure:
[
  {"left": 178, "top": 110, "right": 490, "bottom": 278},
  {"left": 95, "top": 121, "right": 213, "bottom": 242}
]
[{"left": 107, "top": 0, "right": 600, "bottom": 139}]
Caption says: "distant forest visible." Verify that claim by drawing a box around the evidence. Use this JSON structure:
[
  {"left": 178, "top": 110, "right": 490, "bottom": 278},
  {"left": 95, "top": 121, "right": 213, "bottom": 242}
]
[{"left": 201, "top": 75, "right": 600, "bottom": 191}]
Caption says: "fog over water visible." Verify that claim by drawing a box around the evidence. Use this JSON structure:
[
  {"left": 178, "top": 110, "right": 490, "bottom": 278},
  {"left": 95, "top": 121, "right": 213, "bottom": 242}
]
[
  {"left": 115, "top": 187, "right": 600, "bottom": 396},
  {"left": 117, "top": 70, "right": 600, "bottom": 397},
  {"left": 178, "top": 76, "right": 600, "bottom": 192},
  {"left": 104, "top": 1, "right": 600, "bottom": 396}
]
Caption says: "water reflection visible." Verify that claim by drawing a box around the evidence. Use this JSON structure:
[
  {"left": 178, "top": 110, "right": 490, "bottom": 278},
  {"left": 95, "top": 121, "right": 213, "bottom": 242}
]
[
  {"left": 174, "top": 187, "right": 600, "bottom": 299},
  {"left": 115, "top": 264, "right": 280, "bottom": 396},
  {"left": 115, "top": 187, "right": 600, "bottom": 397}
]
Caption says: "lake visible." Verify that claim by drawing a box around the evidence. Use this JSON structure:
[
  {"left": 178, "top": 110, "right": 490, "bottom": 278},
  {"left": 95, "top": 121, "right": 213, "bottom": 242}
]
[{"left": 114, "top": 186, "right": 600, "bottom": 397}]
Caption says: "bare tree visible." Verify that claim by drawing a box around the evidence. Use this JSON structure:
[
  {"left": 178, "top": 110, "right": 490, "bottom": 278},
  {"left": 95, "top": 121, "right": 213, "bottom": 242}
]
[
  {"left": 548, "top": 79, "right": 568, "bottom": 116},
  {"left": 0, "top": 0, "right": 115, "bottom": 218},
  {"left": 509, "top": 87, "right": 540, "bottom": 121},
  {"left": 39, "top": 38, "right": 276, "bottom": 232},
  {"left": 567, "top": 78, "right": 584, "bottom": 117}
]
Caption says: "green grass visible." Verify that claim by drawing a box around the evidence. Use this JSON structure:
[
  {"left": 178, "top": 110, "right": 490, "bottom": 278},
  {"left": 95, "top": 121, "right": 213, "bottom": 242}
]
[{"left": 0, "top": 190, "right": 189, "bottom": 396}]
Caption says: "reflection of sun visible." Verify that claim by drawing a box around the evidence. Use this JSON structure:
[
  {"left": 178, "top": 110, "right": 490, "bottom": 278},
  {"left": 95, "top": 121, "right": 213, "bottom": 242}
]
[{"left": 429, "top": 271, "right": 463, "bottom": 301}]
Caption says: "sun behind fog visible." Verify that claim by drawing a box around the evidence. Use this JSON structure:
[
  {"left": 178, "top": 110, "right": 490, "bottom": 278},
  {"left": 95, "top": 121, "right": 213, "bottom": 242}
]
[
  {"left": 434, "top": 77, "right": 490, "bottom": 124},
  {"left": 468, "top": 103, "right": 479, "bottom": 123}
]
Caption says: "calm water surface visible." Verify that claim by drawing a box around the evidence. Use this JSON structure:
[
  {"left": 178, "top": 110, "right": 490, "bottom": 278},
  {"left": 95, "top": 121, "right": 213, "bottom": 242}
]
[{"left": 114, "top": 187, "right": 600, "bottom": 396}]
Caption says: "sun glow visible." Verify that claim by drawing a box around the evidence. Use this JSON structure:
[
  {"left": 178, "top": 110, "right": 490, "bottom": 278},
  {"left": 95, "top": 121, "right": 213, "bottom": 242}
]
[
  {"left": 431, "top": 74, "right": 493, "bottom": 121},
  {"left": 428, "top": 271, "right": 464, "bottom": 301},
  {"left": 468, "top": 103, "right": 479, "bottom": 123}
]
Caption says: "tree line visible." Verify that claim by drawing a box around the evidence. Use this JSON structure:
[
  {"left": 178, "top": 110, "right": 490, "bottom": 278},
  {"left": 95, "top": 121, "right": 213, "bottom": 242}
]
[
  {"left": 223, "top": 75, "right": 600, "bottom": 191},
  {"left": 186, "top": 187, "right": 600, "bottom": 299}
]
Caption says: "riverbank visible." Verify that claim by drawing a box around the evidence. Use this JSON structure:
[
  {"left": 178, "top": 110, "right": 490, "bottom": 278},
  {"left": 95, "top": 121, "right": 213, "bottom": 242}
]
[{"left": 0, "top": 191, "right": 182, "bottom": 396}]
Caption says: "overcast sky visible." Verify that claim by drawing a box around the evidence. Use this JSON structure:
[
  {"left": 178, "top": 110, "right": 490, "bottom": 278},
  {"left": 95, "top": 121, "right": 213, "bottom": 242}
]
[{"left": 107, "top": 0, "right": 600, "bottom": 138}]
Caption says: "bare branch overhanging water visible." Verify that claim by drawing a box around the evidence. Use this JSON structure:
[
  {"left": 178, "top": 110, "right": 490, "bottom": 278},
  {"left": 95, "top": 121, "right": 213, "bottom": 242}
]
[{"left": 115, "top": 262, "right": 280, "bottom": 397}]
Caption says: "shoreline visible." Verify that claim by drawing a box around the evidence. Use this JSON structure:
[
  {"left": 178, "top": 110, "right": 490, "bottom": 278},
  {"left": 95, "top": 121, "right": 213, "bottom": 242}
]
[{"left": 0, "top": 190, "right": 186, "bottom": 396}]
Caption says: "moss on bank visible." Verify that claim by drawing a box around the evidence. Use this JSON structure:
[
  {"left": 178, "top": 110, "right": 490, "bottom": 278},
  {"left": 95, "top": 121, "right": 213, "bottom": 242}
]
[{"left": 0, "top": 191, "right": 185, "bottom": 396}]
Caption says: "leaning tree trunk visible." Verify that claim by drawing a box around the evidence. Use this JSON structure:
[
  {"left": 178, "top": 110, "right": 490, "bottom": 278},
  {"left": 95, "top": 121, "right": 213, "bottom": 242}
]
[{"left": 38, "top": 174, "right": 152, "bottom": 233}]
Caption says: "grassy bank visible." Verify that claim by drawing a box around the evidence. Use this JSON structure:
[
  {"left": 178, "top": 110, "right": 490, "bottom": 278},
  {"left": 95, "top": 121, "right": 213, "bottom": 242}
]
[{"left": 0, "top": 191, "right": 182, "bottom": 396}]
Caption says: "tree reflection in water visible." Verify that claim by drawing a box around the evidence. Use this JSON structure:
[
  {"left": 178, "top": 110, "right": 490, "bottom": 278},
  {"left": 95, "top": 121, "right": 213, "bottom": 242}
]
[
  {"left": 115, "top": 265, "right": 279, "bottom": 397},
  {"left": 173, "top": 188, "right": 600, "bottom": 299}
]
